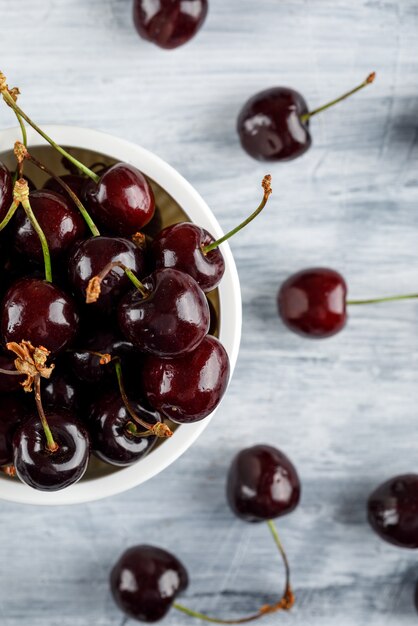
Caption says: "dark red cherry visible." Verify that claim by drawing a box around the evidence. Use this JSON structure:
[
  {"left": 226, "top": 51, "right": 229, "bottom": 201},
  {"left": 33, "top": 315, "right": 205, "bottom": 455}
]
[
  {"left": 227, "top": 444, "right": 301, "bottom": 523},
  {"left": 69, "top": 236, "right": 146, "bottom": 313},
  {"left": 68, "top": 326, "right": 136, "bottom": 384},
  {"left": 0, "top": 351, "right": 25, "bottom": 393},
  {"left": 142, "top": 335, "right": 229, "bottom": 423},
  {"left": 152, "top": 223, "right": 224, "bottom": 293},
  {"left": 0, "top": 395, "right": 30, "bottom": 466},
  {"left": 89, "top": 392, "right": 160, "bottom": 466},
  {"left": 43, "top": 174, "right": 86, "bottom": 201},
  {"left": 237, "top": 88, "right": 311, "bottom": 162},
  {"left": 368, "top": 474, "right": 418, "bottom": 548},
  {"left": 110, "top": 545, "right": 188, "bottom": 622},
  {"left": 278, "top": 268, "right": 347, "bottom": 338},
  {"left": 13, "top": 411, "right": 90, "bottom": 491},
  {"left": 43, "top": 371, "right": 81, "bottom": 413},
  {"left": 87, "top": 164, "right": 155, "bottom": 236},
  {"left": 13, "top": 190, "right": 86, "bottom": 263},
  {"left": 13, "top": 412, "right": 90, "bottom": 491},
  {"left": 0, "top": 160, "right": 13, "bottom": 222},
  {"left": 133, "top": 0, "right": 208, "bottom": 49},
  {"left": 1, "top": 278, "right": 79, "bottom": 355},
  {"left": 118, "top": 269, "right": 210, "bottom": 357}
]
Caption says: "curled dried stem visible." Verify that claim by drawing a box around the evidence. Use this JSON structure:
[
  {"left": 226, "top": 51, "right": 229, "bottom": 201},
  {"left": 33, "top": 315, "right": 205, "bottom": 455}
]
[{"left": 6, "top": 341, "right": 54, "bottom": 393}]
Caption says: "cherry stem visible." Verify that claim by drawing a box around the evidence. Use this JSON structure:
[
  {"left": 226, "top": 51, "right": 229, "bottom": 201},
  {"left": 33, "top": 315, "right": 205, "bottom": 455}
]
[
  {"left": 347, "top": 293, "right": 418, "bottom": 306},
  {"left": 173, "top": 520, "right": 294, "bottom": 624},
  {"left": 1, "top": 89, "right": 99, "bottom": 183},
  {"left": 25, "top": 151, "right": 100, "bottom": 237},
  {"left": 21, "top": 196, "right": 52, "bottom": 283},
  {"left": 300, "top": 72, "right": 376, "bottom": 123},
  {"left": 34, "top": 376, "right": 58, "bottom": 453},
  {"left": 86, "top": 261, "right": 148, "bottom": 304},
  {"left": 202, "top": 175, "right": 272, "bottom": 255},
  {"left": 0, "top": 368, "right": 23, "bottom": 376},
  {"left": 125, "top": 421, "right": 155, "bottom": 438},
  {"left": 114, "top": 359, "right": 172, "bottom": 438},
  {"left": 1, "top": 465, "right": 16, "bottom": 478},
  {"left": 0, "top": 200, "right": 19, "bottom": 232}
]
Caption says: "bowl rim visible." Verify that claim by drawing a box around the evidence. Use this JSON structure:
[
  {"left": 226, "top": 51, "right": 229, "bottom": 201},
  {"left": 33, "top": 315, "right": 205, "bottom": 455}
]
[{"left": 0, "top": 125, "right": 242, "bottom": 506}]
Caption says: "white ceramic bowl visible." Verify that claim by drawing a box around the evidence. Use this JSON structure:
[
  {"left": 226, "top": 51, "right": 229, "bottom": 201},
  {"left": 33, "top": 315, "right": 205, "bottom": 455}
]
[{"left": 0, "top": 125, "right": 242, "bottom": 506}]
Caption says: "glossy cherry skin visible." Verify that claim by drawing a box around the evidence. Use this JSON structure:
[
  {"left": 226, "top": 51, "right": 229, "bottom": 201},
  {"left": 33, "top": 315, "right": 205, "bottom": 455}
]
[
  {"left": 0, "top": 160, "right": 13, "bottom": 222},
  {"left": 13, "top": 412, "right": 90, "bottom": 491},
  {"left": 89, "top": 392, "right": 160, "bottom": 466},
  {"left": 43, "top": 371, "right": 81, "bottom": 413},
  {"left": 119, "top": 269, "right": 210, "bottom": 357},
  {"left": 133, "top": 0, "right": 208, "bottom": 49},
  {"left": 68, "top": 326, "right": 136, "bottom": 384},
  {"left": 278, "top": 268, "right": 347, "bottom": 338},
  {"left": 367, "top": 474, "right": 418, "bottom": 548},
  {"left": 88, "top": 164, "right": 155, "bottom": 236},
  {"left": 69, "top": 236, "right": 146, "bottom": 313},
  {"left": 227, "top": 445, "right": 301, "bottom": 523},
  {"left": 237, "top": 88, "right": 311, "bottom": 162},
  {"left": 14, "top": 190, "right": 86, "bottom": 263},
  {"left": 152, "top": 223, "right": 224, "bottom": 293},
  {"left": 1, "top": 278, "right": 79, "bottom": 355},
  {"left": 0, "top": 395, "right": 30, "bottom": 466},
  {"left": 43, "top": 174, "right": 86, "bottom": 201},
  {"left": 0, "top": 351, "right": 25, "bottom": 393},
  {"left": 142, "top": 335, "right": 229, "bottom": 423},
  {"left": 111, "top": 545, "right": 188, "bottom": 622}
]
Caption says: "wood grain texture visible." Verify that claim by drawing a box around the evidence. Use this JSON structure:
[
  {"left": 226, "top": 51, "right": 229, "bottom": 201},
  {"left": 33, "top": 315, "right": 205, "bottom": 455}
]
[{"left": 1, "top": 0, "right": 418, "bottom": 624}]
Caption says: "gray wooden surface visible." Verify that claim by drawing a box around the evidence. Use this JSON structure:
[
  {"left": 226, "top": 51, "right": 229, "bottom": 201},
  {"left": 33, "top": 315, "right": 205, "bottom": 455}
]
[{"left": 1, "top": 0, "right": 418, "bottom": 624}]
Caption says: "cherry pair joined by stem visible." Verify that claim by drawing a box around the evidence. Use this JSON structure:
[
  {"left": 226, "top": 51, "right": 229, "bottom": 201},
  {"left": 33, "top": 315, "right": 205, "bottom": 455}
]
[
  {"left": 110, "top": 444, "right": 298, "bottom": 623},
  {"left": 278, "top": 267, "right": 418, "bottom": 338},
  {"left": 133, "top": 0, "right": 208, "bottom": 49},
  {"left": 238, "top": 73, "right": 375, "bottom": 161}
]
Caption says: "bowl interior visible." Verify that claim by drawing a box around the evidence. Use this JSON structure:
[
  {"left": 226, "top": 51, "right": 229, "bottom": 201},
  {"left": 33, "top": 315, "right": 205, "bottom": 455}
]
[{"left": 0, "top": 143, "right": 221, "bottom": 482}]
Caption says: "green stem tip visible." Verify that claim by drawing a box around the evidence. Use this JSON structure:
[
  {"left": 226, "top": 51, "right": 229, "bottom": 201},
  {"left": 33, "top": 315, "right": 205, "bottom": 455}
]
[
  {"left": 347, "top": 292, "right": 418, "bottom": 306},
  {"left": 202, "top": 175, "right": 272, "bottom": 255},
  {"left": 300, "top": 72, "right": 376, "bottom": 123}
]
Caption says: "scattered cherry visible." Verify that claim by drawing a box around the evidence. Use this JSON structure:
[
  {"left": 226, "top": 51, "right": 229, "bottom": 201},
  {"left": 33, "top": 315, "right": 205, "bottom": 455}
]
[
  {"left": 13, "top": 189, "right": 86, "bottom": 263},
  {"left": 89, "top": 391, "right": 160, "bottom": 466},
  {"left": 227, "top": 444, "right": 301, "bottom": 522},
  {"left": 133, "top": 0, "right": 208, "bottom": 49},
  {"left": 85, "top": 163, "right": 155, "bottom": 236},
  {"left": 368, "top": 474, "right": 418, "bottom": 548},
  {"left": 278, "top": 268, "right": 347, "bottom": 338},
  {"left": 118, "top": 268, "right": 210, "bottom": 356},
  {"left": 13, "top": 412, "right": 90, "bottom": 491},
  {"left": 142, "top": 335, "right": 229, "bottom": 422},
  {"left": 238, "top": 73, "right": 375, "bottom": 161},
  {"left": 69, "top": 236, "right": 146, "bottom": 313},
  {"left": 1, "top": 278, "right": 79, "bottom": 355},
  {"left": 111, "top": 545, "right": 188, "bottom": 622}
]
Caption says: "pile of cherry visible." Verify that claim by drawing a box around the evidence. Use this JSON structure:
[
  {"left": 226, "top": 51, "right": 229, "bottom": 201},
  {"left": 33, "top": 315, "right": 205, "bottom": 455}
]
[{"left": 0, "top": 73, "right": 273, "bottom": 494}]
